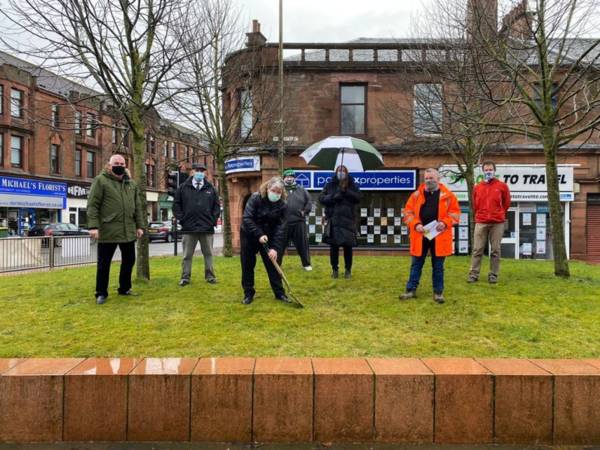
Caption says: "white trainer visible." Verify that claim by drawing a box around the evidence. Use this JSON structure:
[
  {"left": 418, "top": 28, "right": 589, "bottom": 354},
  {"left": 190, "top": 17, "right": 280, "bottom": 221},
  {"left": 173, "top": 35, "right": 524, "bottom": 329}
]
[{"left": 303, "top": 265, "right": 313, "bottom": 271}]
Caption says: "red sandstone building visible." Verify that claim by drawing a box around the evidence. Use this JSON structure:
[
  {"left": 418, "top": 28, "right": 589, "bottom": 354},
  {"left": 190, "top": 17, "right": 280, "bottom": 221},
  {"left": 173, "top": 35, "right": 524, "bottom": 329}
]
[
  {"left": 221, "top": 15, "right": 600, "bottom": 262},
  {"left": 0, "top": 51, "right": 208, "bottom": 235}
]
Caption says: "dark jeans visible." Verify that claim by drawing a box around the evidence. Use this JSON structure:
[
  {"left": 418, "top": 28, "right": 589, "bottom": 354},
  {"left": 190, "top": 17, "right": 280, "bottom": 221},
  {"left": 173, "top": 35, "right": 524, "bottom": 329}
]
[
  {"left": 286, "top": 221, "right": 311, "bottom": 267},
  {"left": 95, "top": 241, "right": 136, "bottom": 297},
  {"left": 406, "top": 238, "right": 445, "bottom": 294},
  {"left": 330, "top": 245, "right": 353, "bottom": 271},
  {"left": 240, "top": 231, "right": 284, "bottom": 297}
]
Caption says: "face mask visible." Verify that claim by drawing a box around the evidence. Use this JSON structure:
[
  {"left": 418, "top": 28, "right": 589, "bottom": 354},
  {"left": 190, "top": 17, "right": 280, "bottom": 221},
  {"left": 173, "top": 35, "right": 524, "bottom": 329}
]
[
  {"left": 336, "top": 171, "right": 346, "bottom": 180},
  {"left": 112, "top": 165, "right": 125, "bottom": 176},
  {"left": 484, "top": 171, "right": 495, "bottom": 181},
  {"left": 425, "top": 180, "right": 438, "bottom": 191},
  {"left": 194, "top": 172, "right": 205, "bottom": 181},
  {"left": 268, "top": 191, "right": 281, "bottom": 202},
  {"left": 284, "top": 178, "right": 295, "bottom": 186}
]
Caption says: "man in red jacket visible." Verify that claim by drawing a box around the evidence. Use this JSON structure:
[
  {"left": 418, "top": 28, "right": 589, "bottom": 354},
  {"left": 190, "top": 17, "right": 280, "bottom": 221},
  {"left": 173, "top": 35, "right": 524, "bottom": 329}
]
[{"left": 468, "top": 161, "right": 511, "bottom": 284}]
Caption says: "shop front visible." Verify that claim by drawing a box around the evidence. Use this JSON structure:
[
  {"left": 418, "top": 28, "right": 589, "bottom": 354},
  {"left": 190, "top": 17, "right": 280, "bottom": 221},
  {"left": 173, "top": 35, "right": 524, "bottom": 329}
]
[
  {"left": 440, "top": 164, "right": 575, "bottom": 259},
  {"left": 294, "top": 169, "right": 418, "bottom": 248},
  {"left": 65, "top": 182, "right": 90, "bottom": 228},
  {"left": 0, "top": 175, "right": 67, "bottom": 236}
]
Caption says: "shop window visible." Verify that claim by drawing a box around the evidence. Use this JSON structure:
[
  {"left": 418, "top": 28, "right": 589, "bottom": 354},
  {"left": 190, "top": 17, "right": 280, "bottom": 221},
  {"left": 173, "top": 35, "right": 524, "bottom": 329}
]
[
  {"left": 306, "top": 191, "right": 411, "bottom": 248},
  {"left": 240, "top": 89, "right": 253, "bottom": 138},
  {"left": 51, "top": 104, "right": 59, "bottom": 128},
  {"left": 75, "top": 111, "right": 82, "bottom": 135},
  {"left": 340, "top": 84, "right": 366, "bottom": 135},
  {"left": 10, "top": 135, "right": 23, "bottom": 167},
  {"left": 50, "top": 144, "right": 60, "bottom": 174},
  {"left": 414, "top": 83, "right": 443, "bottom": 136},
  {"left": 75, "top": 149, "right": 82, "bottom": 177},
  {"left": 10, "top": 88, "right": 24, "bottom": 118},
  {"left": 86, "top": 151, "right": 95, "bottom": 177}
]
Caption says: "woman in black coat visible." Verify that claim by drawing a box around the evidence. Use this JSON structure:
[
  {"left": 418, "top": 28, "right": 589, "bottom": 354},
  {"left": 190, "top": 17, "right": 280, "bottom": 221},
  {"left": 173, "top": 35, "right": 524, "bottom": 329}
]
[
  {"left": 319, "top": 165, "right": 361, "bottom": 279},
  {"left": 240, "top": 177, "right": 290, "bottom": 305}
]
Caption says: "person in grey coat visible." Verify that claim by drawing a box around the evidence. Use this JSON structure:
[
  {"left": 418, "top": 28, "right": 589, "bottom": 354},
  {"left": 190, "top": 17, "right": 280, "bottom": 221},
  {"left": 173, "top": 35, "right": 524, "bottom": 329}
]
[
  {"left": 173, "top": 163, "right": 221, "bottom": 286},
  {"left": 283, "top": 169, "right": 313, "bottom": 271}
]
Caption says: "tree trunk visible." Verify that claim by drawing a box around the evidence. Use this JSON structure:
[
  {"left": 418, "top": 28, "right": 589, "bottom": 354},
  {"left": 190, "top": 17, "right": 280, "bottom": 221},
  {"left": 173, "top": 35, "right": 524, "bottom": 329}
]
[
  {"left": 131, "top": 108, "right": 150, "bottom": 280},
  {"left": 216, "top": 147, "right": 233, "bottom": 257},
  {"left": 543, "top": 129, "right": 570, "bottom": 278}
]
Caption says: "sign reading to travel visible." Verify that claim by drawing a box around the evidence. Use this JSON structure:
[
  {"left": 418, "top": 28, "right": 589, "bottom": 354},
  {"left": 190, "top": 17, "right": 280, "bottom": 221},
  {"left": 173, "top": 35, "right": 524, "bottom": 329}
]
[
  {"left": 0, "top": 176, "right": 67, "bottom": 209},
  {"left": 294, "top": 170, "right": 417, "bottom": 191}
]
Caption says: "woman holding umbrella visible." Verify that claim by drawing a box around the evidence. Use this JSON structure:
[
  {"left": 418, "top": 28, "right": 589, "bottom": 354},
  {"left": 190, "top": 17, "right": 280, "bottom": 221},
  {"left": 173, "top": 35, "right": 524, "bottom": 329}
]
[{"left": 319, "top": 165, "right": 361, "bottom": 279}]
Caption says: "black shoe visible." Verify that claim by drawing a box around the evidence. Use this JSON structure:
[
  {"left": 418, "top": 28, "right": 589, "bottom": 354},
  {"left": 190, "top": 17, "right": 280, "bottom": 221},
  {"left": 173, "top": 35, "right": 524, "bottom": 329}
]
[
  {"left": 275, "top": 293, "right": 291, "bottom": 303},
  {"left": 118, "top": 290, "right": 139, "bottom": 296},
  {"left": 96, "top": 295, "right": 107, "bottom": 305},
  {"left": 242, "top": 295, "right": 254, "bottom": 305},
  {"left": 206, "top": 278, "right": 217, "bottom": 284},
  {"left": 344, "top": 269, "right": 352, "bottom": 279},
  {"left": 179, "top": 279, "right": 190, "bottom": 287},
  {"left": 331, "top": 269, "right": 339, "bottom": 279}
]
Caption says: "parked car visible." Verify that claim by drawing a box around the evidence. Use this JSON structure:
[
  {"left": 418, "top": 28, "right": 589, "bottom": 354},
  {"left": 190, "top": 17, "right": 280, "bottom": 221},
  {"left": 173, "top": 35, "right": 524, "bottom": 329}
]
[
  {"left": 28, "top": 223, "right": 90, "bottom": 247},
  {"left": 147, "top": 221, "right": 182, "bottom": 243}
]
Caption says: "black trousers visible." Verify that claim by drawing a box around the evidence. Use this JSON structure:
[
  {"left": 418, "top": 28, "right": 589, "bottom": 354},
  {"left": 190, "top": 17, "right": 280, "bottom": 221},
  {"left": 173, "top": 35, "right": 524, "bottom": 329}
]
[
  {"left": 95, "top": 241, "right": 136, "bottom": 297},
  {"left": 240, "top": 232, "right": 284, "bottom": 297},
  {"left": 330, "top": 245, "right": 353, "bottom": 271},
  {"left": 286, "top": 221, "right": 311, "bottom": 267}
]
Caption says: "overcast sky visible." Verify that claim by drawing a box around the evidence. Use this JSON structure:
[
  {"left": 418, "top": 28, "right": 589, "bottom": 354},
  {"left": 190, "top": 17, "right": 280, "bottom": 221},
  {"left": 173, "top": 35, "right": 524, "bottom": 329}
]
[{"left": 236, "top": 0, "right": 430, "bottom": 43}]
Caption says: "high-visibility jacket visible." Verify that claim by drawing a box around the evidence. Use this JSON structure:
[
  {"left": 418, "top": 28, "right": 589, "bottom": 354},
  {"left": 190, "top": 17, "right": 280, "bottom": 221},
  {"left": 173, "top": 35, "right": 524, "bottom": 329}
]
[{"left": 403, "top": 183, "right": 460, "bottom": 257}]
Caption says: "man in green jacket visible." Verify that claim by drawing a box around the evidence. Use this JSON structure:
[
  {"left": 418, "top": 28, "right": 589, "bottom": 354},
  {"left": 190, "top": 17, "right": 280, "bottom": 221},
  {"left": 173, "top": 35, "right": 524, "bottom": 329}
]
[{"left": 87, "top": 154, "right": 145, "bottom": 304}]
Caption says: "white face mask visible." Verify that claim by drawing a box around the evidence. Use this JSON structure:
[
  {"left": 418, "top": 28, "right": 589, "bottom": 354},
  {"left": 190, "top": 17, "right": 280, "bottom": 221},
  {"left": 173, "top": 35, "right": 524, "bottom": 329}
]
[
  {"left": 268, "top": 191, "right": 281, "bottom": 202},
  {"left": 484, "top": 171, "right": 495, "bottom": 181}
]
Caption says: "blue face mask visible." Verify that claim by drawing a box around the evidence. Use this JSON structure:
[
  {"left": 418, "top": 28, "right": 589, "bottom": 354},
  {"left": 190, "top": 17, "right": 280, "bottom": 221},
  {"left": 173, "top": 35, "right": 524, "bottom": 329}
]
[
  {"left": 194, "top": 172, "right": 205, "bottom": 182},
  {"left": 484, "top": 171, "right": 495, "bottom": 181},
  {"left": 336, "top": 171, "right": 346, "bottom": 180},
  {"left": 268, "top": 191, "right": 281, "bottom": 202}
]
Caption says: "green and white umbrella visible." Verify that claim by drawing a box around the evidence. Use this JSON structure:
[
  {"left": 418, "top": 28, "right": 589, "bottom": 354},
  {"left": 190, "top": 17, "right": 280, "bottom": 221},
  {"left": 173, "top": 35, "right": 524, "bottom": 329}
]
[{"left": 300, "top": 136, "right": 384, "bottom": 171}]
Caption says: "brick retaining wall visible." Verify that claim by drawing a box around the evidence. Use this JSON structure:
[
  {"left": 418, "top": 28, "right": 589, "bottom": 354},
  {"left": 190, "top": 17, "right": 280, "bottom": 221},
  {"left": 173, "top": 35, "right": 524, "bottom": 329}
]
[{"left": 1, "top": 358, "right": 599, "bottom": 444}]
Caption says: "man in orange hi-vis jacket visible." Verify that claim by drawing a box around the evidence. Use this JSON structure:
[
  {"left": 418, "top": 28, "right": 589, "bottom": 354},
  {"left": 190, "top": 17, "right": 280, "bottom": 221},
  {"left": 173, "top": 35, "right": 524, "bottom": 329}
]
[{"left": 399, "top": 168, "right": 460, "bottom": 304}]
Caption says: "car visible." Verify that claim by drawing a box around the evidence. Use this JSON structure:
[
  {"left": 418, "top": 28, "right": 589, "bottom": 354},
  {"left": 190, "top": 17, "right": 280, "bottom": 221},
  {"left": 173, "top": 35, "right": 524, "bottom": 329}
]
[
  {"left": 27, "top": 223, "right": 90, "bottom": 247},
  {"left": 147, "top": 221, "right": 182, "bottom": 243}
]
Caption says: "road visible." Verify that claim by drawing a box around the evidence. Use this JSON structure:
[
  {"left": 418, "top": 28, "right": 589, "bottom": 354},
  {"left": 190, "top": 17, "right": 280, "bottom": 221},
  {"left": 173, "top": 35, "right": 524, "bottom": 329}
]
[{"left": 147, "top": 232, "right": 224, "bottom": 257}]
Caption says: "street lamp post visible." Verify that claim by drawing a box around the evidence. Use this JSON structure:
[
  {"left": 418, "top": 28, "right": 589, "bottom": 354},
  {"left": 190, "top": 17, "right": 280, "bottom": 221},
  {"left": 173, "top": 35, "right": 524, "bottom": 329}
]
[{"left": 278, "top": 0, "right": 284, "bottom": 172}]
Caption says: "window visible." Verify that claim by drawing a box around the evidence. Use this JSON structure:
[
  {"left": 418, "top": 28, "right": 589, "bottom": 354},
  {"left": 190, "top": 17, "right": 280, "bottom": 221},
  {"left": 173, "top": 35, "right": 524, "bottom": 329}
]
[
  {"left": 86, "top": 151, "right": 95, "bottom": 177},
  {"left": 51, "top": 104, "right": 59, "bottom": 128},
  {"left": 10, "top": 89, "right": 24, "bottom": 118},
  {"left": 11, "top": 135, "right": 23, "bottom": 167},
  {"left": 185, "top": 146, "right": 190, "bottom": 162},
  {"left": 0, "top": 133, "right": 3, "bottom": 165},
  {"left": 240, "top": 89, "right": 253, "bottom": 138},
  {"left": 0, "top": 85, "right": 3, "bottom": 115},
  {"left": 75, "top": 111, "right": 82, "bottom": 135},
  {"left": 340, "top": 84, "right": 366, "bottom": 135},
  {"left": 145, "top": 164, "right": 155, "bottom": 187},
  {"left": 75, "top": 149, "right": 82, "bottom": 177},
  {"left": 163, "top": 141, "right": 168, "bottom": 157},
  {"left": 171, "top": 142, "right": 177, "bottom": 159},
  {"left": 50, "top": 144, "right": 60, "bottom": 174},
  {"left": 147, "top": 135, "right": 156, "bottom": 154},
  {"left": 534, "top": 82, "right": 559, "bottom": 111},
  {"left": 86, "top": 113, "right": 96, "bottom": 137},
  {"left": 413, "top": 83, "right": 443, "bottom": 136},
  {"left": 112, "top": 127, "right": 117, "bottom": 144}
]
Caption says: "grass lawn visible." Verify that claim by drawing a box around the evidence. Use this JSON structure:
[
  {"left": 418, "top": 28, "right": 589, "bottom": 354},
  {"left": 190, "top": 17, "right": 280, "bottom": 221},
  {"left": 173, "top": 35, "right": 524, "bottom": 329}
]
[{"left": 0, "top": 255, "right": 599, "bottom": 358}]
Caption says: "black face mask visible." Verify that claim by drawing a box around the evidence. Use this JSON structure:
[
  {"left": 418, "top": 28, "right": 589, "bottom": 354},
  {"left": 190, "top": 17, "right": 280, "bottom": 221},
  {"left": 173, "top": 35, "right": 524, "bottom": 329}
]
[{"left": 112, "top": 165, "right": 125, "bottom": 176}]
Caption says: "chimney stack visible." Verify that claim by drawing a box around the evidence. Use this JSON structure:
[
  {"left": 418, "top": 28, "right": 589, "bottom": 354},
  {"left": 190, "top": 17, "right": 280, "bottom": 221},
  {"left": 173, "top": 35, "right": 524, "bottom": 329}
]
[
  {"left": 467, "top": 0, "right": 498, "bottom": 42},
  {"left": 246, "top": 19, "right": 267, "bottom": 48}
]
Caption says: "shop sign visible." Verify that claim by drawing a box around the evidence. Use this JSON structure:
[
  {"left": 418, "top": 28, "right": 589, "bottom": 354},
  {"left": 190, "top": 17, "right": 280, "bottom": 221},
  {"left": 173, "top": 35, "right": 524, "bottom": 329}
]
[
  {"left": 67, "top": 183, "right": 90, "bottom": 198},
  {"left": 440, "top": 165, "right": 574, "bottom": 202},
  {"left": 0, "top": 176, "right": 67, "bottom": 209},
  {"left": 225, "top": 156, "right": 261, "bottom": 174},
  {"left": 295, "top": 170, "right": 417, "bottom": 191}
]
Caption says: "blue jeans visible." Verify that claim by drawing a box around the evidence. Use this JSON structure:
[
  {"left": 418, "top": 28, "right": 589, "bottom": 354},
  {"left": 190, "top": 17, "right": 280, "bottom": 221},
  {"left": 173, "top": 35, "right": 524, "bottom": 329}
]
[{"left": 406, "top": 238, "right": 445, "bottom": 294}]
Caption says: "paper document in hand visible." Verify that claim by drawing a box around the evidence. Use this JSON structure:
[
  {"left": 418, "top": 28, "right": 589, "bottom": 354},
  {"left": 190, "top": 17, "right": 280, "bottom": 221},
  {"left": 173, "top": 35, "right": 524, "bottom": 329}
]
[{"left": 423, "top": 220, "right": 441, "bottom": 240}]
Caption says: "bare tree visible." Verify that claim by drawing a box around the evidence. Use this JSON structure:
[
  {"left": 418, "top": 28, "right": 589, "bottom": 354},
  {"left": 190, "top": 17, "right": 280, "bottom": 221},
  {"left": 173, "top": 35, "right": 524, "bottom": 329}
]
[
  {"left": 168, "top": 0, "right": 281, "bottom": 256},
  {"left": 380, "top": 13, "right": 506, "bottom": 245},
  {"left": 463, "top": 0, "right": 600, "bottom": 277},
  {"left": 2, "top": 0, "right": 192, "bottom": 279}
]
